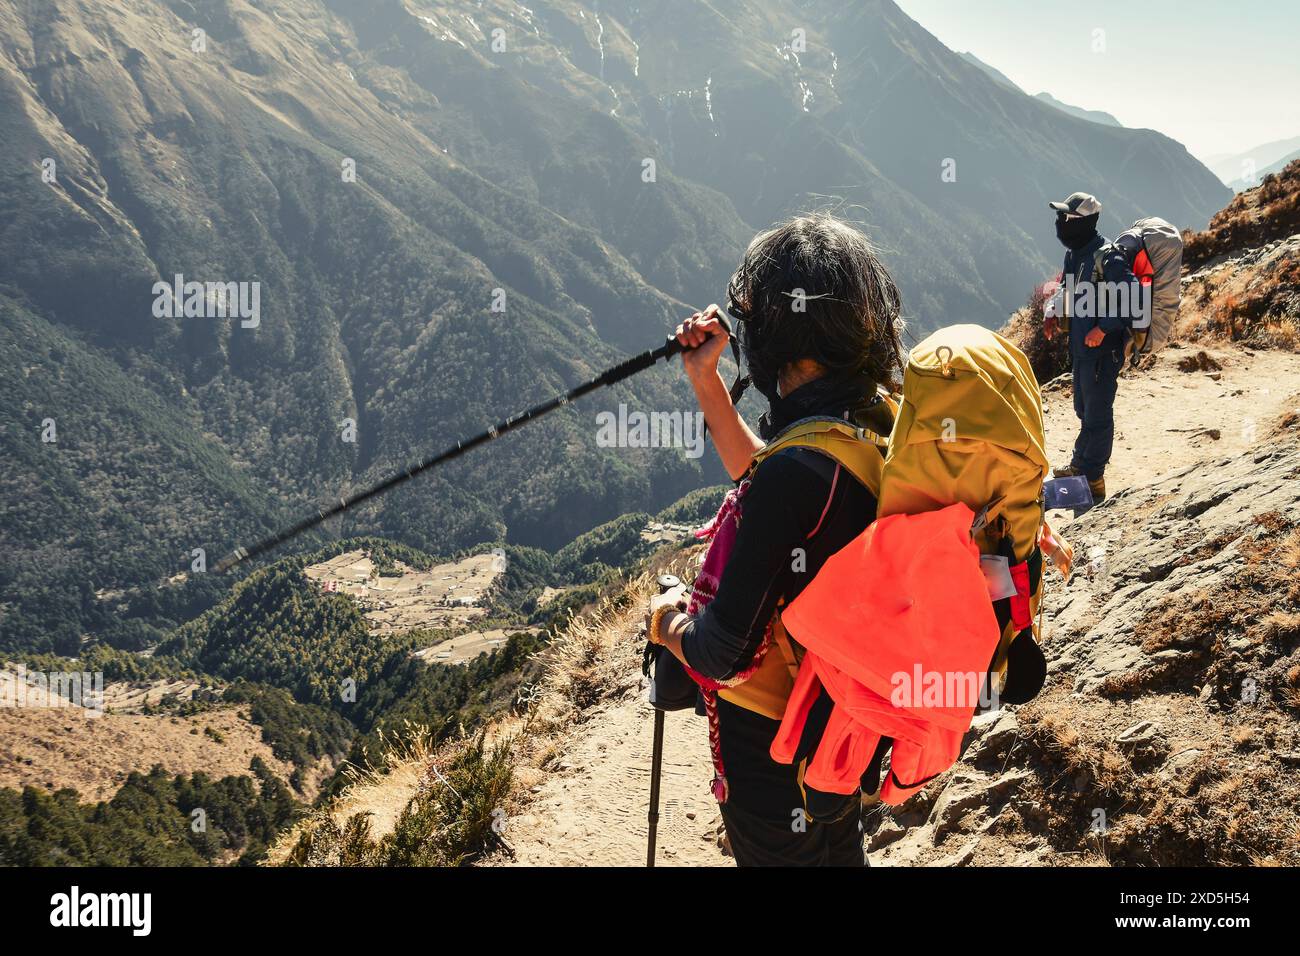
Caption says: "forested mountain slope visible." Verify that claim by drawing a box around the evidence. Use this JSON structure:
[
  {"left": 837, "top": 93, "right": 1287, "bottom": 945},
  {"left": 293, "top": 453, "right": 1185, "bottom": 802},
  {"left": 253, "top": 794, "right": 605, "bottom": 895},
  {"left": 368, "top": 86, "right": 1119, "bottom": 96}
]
[{"left": 0, "top": 0, "right": 1227, "bottom": 654}]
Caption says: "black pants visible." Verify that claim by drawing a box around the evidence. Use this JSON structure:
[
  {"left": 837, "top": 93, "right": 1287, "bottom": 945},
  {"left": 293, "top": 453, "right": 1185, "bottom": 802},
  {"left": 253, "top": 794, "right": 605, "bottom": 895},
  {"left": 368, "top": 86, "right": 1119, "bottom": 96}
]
[
  {"left": 1071, "top": 346, "right": 1123, "bottom": 481},
  {"left": 713, "top": 698, "right": 866, "bottom": 866},
  {"left": 720, "top": 799, "right": 866, "bottom": 867}
]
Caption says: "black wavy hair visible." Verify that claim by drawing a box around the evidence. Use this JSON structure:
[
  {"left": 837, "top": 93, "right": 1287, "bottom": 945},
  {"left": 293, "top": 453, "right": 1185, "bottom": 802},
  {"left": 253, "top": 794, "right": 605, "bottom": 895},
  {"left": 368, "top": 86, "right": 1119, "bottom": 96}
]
[{"left": 725, "top": 212, "right": 905, "bottom": 399}]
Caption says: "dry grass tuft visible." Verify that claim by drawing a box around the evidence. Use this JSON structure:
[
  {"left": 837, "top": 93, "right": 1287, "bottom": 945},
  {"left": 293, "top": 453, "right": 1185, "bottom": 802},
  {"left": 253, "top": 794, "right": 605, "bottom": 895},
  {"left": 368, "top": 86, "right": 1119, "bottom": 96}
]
[
  {"left": 1030, "top": 708, "right": 1136, "bottom": 798},
  {"left": 999, "top": 282, "right": 1071, "bottom": 384},
  {"left": 1178, "top": 161, "right": 1300, "bottom": 351},
  {"left": 277, "top": 727, "right": 517, "bottom": 867},
  {"left": 1229, "top": 726, "right": 1256, "bottom": 750},
  {"left": 534, "top": 551, "right": 701, "bottom": 723},
  {"left": 1184, "top": 159, "right": 1300, "bottom": 269},
  {"left": 540, "top": 595, "right": 641, "bottom": 714},
  {"left": 1278, "top": 529, "right": 1300, "bottom": 569}
]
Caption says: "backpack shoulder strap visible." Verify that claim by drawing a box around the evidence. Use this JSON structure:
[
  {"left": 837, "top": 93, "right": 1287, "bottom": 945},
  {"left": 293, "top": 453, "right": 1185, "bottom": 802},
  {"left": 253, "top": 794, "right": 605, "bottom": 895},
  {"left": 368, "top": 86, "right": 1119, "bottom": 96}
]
[
  {"left": 1092, "top": 246, "right": 1107, "bottom": 283},
  {"left": 750, "top": 416, "right": 888, "bottom": 498},
  {"left": 1093, "top": 240, "right": 1132, "bottom": 282}
]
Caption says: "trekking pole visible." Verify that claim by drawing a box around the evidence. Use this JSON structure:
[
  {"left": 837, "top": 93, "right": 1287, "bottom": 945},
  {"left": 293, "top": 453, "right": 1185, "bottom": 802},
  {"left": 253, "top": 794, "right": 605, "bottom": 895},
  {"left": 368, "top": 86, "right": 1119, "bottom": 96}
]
[
  {"left": 213, "top": 317, "right": 732, "bottom": 574},
  {"left": 648, "top": 708, "right": 665, "bottom": 867},
  {"left": 646, "top": 572, "right": 681, "bottom": 868}
]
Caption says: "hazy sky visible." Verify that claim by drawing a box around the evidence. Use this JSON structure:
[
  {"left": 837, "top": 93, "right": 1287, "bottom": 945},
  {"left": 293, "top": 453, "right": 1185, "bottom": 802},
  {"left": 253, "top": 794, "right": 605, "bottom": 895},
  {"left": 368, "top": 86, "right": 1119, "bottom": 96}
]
[{"left": 893, "top": 0, "right": 1300, "bottom": 160}]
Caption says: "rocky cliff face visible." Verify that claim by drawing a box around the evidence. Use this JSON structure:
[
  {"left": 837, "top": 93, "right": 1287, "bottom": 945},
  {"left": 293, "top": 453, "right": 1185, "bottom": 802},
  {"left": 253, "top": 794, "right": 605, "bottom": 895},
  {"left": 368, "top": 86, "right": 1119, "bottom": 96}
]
[{"left": 872, "top": 413, "right": 1300, "bottom": 866}]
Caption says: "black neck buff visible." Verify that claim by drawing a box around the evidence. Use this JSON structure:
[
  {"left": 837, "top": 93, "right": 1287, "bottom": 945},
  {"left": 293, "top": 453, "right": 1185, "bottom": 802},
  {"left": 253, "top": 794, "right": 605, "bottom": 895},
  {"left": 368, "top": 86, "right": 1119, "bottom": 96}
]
[
  {"left": 758, "top": 374, "right": 876, "bottom": 440},
  {"left": 1056, "top": 212, "right": 1100, "bottom": 251}
]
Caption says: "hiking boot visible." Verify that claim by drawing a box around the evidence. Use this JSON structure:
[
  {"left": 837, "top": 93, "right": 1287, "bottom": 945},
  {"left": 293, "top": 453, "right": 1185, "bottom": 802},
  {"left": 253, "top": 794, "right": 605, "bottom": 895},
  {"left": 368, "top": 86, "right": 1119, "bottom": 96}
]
[
  {"left": 1088, "top": 476, "right": 1106, "bottom": 503},
  {"left": 1053, "top": 464, "right": 1084, "bottom": 478}
]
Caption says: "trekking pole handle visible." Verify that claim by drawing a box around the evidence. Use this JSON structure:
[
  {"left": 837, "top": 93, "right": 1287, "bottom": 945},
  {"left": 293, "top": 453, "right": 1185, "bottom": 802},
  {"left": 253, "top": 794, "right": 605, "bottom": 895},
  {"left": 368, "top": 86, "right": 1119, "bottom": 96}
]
[
  {"left": 660, "top": 309, "right": 734, "bottom": 359},
  {"left": 644, "top": 574, "right": 682, "bottom": 673}
]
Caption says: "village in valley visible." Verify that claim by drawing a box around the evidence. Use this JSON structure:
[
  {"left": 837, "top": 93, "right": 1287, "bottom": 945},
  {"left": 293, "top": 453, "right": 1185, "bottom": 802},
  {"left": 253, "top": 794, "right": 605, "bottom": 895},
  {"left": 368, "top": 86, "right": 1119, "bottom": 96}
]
[{"left": 303, "top": 549, "right": 537, "bottom": 665}]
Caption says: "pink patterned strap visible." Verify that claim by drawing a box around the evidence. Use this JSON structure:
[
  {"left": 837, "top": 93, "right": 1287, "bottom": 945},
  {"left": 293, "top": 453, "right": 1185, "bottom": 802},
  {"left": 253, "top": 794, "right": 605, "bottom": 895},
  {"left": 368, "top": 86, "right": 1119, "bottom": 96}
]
[
  {"left": 682, "top": 480, "right": 771, "bottom": 691},
  {"left": 682, "top": 481, "right": 765, "bottom": 802}
]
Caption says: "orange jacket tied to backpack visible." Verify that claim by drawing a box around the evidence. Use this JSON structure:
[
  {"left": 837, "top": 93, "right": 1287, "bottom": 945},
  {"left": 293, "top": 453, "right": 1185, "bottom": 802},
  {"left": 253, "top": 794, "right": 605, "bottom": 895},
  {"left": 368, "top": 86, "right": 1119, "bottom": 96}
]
[{"left": 773, "top": 502, "right": 1001, "bottom": 804}]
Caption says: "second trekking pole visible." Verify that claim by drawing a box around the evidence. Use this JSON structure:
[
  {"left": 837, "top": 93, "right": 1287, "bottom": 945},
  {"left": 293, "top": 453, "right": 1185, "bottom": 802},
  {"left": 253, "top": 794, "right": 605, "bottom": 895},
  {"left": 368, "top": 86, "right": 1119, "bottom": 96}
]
[{"left": 646, "top": 572, "right": 681, "bottom": 867}]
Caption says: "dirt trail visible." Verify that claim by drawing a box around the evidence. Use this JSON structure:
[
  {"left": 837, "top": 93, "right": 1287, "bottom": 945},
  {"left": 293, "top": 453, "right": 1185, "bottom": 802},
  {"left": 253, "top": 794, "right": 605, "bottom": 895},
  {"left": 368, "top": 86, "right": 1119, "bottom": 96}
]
[
  {"left": 500, "top": 341, "right": 1300, "bottom": 867},
  {"left": 1043, "top": 343, "right": 1299, "bottom": 515},
  {"left": 505, "top": 697, "right": 727, "bottom": 867}
]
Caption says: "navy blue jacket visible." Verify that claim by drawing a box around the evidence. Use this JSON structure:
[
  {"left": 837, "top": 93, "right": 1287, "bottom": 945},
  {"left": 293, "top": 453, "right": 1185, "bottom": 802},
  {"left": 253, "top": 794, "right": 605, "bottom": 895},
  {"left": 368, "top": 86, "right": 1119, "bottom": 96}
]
[{"left": 1063, "top": 233, "right": 1134, "bottom": 355}]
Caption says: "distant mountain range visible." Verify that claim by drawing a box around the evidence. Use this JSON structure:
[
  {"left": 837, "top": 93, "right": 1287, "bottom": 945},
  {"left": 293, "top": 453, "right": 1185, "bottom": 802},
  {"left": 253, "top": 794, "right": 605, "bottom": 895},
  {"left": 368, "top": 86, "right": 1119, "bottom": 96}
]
[
  {"left": 1201, "top": 136, "right": 1300, "bottom": 191},
  {"left": 958, "top": 52, "right": 1123, "bottom": 127},
  {"left": 0, "top": 0, "right": 1229, "bottom": 653},
  {"left": 1032, "top": 91, "right": 1123, "bottom": 128}
]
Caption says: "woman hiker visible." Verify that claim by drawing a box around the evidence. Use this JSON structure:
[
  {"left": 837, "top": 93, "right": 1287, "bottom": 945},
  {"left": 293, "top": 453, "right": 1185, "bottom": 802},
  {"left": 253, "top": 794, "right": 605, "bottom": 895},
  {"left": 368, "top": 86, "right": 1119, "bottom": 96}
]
[{"left": 643, "top": 213, "right": 905, "bottom": 866}]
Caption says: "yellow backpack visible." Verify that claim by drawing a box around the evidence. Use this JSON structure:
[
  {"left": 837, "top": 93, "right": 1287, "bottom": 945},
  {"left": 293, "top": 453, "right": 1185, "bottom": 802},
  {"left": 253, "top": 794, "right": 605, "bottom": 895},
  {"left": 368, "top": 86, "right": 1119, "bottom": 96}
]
[
  {"left": 721, "top": 323, "right": 1054, "bottom": 719},
  {"left": 878, "top": 324, "right": 1049, "bottom": 699}
]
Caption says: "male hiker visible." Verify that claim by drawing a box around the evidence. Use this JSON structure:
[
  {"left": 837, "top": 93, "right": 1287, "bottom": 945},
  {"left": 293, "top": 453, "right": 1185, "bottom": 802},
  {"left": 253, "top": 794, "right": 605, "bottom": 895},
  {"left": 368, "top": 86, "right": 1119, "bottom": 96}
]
[{"left": 1043, "top": 191, "right": 1136, "bottom": 504}]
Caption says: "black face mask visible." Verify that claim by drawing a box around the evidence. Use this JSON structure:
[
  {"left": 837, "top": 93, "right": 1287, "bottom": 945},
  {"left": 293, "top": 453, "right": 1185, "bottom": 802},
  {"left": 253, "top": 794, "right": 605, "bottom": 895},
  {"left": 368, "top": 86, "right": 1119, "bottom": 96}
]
[
  {"left": 1055, "top": 212, "right": 1099, "bottom": 250},
  {"left": 757, "top": 374, "right": 876, "bottom": 440}
]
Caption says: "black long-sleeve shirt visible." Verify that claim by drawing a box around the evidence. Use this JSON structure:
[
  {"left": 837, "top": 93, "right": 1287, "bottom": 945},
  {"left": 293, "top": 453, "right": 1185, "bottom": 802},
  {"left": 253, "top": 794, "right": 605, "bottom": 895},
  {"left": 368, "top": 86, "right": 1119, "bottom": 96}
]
[{"left": 680, "top": 442, "right": 879, "bottom": 815}]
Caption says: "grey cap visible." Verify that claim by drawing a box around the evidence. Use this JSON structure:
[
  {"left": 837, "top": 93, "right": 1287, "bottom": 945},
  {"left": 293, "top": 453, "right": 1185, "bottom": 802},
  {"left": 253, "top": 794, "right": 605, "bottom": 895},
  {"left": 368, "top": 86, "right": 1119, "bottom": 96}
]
[{"left": 1049, "top": 191, "right": 1102, "bottom": 216}]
